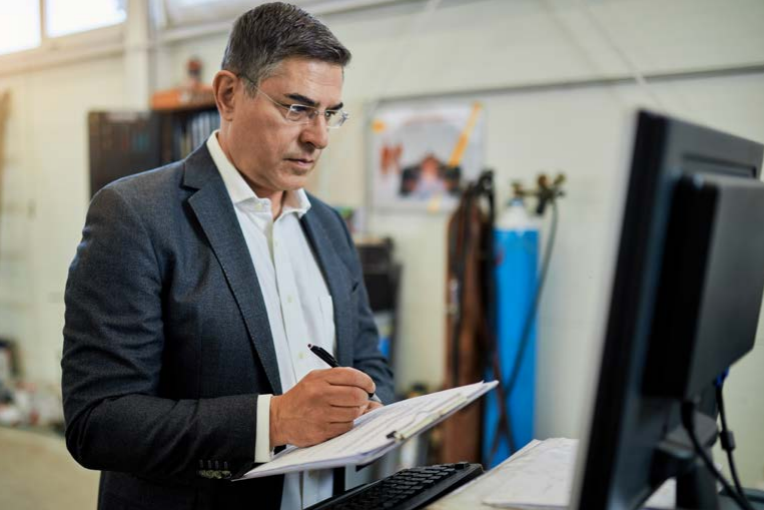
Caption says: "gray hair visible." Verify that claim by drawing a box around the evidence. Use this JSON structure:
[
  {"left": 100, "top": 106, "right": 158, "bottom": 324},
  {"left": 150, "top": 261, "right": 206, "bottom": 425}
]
[{"left": 221, "top": 2, "right": 351, "bottom": 94}]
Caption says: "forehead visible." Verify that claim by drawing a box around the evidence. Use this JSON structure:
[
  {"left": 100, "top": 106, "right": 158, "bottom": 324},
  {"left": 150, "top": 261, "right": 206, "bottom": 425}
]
[{"left": 260, "top": 58, "right": 344, "bottom": 105}]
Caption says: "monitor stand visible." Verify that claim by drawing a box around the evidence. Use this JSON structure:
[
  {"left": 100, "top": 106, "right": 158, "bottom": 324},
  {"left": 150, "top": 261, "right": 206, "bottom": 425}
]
[{"left": 653, "top": 411, "right": 720, "bottom": 510}]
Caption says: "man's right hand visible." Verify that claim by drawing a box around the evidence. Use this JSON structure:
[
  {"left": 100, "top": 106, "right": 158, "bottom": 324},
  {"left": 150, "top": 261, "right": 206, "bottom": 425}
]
[{"left": 269, "top": 367, "right": 377, "bottom": 448}]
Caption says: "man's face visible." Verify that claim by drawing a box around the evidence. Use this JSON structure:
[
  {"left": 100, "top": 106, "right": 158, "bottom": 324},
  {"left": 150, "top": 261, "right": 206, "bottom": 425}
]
[{"left": 225, "top": 58, "right": 344, "bottom": 195}]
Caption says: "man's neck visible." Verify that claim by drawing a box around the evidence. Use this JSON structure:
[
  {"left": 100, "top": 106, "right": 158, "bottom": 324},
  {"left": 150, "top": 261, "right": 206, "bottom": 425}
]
[{"left": 216, "top": 130, "right": 285, "bottom": 219}]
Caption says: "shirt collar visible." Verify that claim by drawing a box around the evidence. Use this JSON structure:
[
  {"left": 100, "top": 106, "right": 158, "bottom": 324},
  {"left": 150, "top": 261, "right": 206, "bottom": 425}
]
[{"left": 206, "top": 130, "right": 311, "bottom": 218}]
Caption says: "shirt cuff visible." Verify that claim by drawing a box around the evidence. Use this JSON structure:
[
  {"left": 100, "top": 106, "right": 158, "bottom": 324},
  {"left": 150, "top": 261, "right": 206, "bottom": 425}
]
[{"left": 255, "top": 394, "right": 273, "bottom": 463}]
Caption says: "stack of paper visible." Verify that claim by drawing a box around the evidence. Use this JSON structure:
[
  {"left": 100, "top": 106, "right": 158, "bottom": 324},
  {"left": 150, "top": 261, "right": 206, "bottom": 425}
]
[
  {"left": 481, "top": 438, "right": 675, "bottom": 509},
  {"left": 428, "top": 438, "right": 675, "bottom": 510},
  {"left": 236, "top": 380, "right": 498, "bottom": 480}
]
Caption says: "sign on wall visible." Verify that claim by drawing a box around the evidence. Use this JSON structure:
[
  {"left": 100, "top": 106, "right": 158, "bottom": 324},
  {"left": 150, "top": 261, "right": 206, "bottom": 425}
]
[{"left": 369, "top": 101, "right": 485, "bottom": 213}]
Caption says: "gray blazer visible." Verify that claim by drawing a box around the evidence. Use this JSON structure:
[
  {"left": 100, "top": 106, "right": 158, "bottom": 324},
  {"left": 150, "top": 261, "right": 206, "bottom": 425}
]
[{"left": 62, "top": 144, "right": 394, "bottom": 509}]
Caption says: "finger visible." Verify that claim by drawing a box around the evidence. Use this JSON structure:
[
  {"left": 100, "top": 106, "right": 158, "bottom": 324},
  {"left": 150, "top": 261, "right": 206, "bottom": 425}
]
[
  {"left": 323, "top": 367, "right": 376, "bottom": 394},
  {"left": 324, "top": 385, "right": 369, "bottom": 407},
  {"left": 327, "top": 405, "right": 365, "bottom": 423},
  {"left": 324, "top": 421, "right": 353, "bottom": 439}
]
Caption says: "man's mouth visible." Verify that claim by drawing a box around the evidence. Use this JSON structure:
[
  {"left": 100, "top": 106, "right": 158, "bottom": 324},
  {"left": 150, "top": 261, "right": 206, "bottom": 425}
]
[{"left": 286, "top": 157, "right": 314, "bottom": 165}]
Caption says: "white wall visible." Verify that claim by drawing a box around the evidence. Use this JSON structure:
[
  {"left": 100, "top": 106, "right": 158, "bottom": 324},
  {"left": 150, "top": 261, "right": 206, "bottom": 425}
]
[
  {"left": 336, "top": 0, "right": 764, "bottom": 485},
  {"left": 0, "top": 0, "right": 762, "bottom": 486},
  {"left": 0, "top": 56, "right": 127, "bottom": 384},
  {"left": 165, "top": 0, "right": 764, "bottom": 483}
]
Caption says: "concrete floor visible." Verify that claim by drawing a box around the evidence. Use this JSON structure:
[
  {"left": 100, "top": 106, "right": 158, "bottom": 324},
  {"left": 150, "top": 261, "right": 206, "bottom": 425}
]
[{"left": 0, "top": 426, "right": 99, "bottom": 509}]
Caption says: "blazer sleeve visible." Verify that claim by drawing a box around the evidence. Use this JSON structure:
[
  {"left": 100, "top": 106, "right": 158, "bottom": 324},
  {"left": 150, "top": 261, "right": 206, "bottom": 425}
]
[
  {"left": 62, "top": 185, "right": 258, "bottom": 482},
  {"left": 331, "top": 209, "right": 396, "bottom": 405}
]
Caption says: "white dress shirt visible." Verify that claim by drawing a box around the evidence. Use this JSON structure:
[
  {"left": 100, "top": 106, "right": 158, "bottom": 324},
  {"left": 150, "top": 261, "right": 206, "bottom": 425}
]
[{"left": 207, "top": 132, "right": 335, "bottom": 509}]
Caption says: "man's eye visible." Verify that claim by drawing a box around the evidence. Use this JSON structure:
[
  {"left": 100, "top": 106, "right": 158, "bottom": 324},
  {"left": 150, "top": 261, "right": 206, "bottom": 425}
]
[
  {"left": 290, "top": 105, "right": 311, "bottom": 115},
  {"left": 325, "top": 110, "right": 338, "bottom": 119}
]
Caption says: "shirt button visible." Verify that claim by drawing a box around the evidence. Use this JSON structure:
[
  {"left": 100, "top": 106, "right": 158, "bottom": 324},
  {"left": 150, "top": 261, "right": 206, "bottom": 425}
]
[
  {"left": 287, "top": 295, "right": 293, "bottom": 304},
  {"left": 299, "top": 352, "right": 305, "bottom": 360}
]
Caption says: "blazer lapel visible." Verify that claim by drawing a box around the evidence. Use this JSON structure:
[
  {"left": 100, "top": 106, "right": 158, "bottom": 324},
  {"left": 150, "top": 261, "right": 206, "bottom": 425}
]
[
  {"left": 301, "top": 211, "right": 357, "bottom": 368},
  {"left": 182, "top": 146, "right": 282, "bottom": 395}
]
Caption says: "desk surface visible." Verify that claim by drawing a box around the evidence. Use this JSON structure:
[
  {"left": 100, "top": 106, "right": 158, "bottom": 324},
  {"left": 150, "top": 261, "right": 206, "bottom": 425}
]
[
  {"left": 424, "top": 440, "right": 542, "bottom": 510},
  {"left": 424, "top": 438, "right": 764, "bottom": 510}
]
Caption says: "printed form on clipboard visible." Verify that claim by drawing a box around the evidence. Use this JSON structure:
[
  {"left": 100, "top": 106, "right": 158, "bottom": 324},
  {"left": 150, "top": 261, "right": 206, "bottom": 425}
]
[{"left": 235, "top": 380, "right": 497, "bottom": 480}]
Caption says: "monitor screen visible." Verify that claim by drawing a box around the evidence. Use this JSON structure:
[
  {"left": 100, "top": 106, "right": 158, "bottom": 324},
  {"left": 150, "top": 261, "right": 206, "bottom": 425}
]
[{"left": 573, "top": 110, "right": 764, "bottom": 510}]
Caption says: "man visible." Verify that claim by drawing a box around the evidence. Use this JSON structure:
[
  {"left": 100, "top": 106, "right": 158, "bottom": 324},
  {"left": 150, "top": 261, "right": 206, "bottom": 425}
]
[{"left": 61, "top": 3, "right": 394, "bottom": 509}]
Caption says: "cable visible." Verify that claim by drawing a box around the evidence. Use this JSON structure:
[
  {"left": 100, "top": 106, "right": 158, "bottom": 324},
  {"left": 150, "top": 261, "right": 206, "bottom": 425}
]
[
  {"left": 716, "top": 378, "right": 749, "bottom": 504},
  {"left": 477, "top": 173, "right": 517, "bottom": 460},
  {"left": 448, "top": 174, "right": 516, "bottom": 464},
  {"left": 680, "top": 401, "right": 755, "bottom": 510},
  {"left": 488, "top": 195, "right": 561, "bottom": 460},
  {"left": 366, "top": 0, "right": 443, "bottom": 112},
  {"left": 577, "top": 0, "right": 668, "bottom": 114},
  {"left": 449, "top": 186, "right": 477, "bottom": 385},
  {"left": 501, "top": 197, "right": 559, "bottom": 405}
]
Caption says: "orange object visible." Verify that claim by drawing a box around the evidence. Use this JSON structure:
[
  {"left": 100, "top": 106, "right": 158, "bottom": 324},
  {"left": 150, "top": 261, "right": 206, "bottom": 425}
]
[
  {"left": 151, "top": 84, "right": 215, "bottom": 112},
  {"left": 447, "top": 102, "right": 482, "bottom": 168}
]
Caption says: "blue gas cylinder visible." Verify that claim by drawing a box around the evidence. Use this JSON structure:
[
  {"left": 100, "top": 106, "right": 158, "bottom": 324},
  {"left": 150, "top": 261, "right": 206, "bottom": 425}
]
[{"left": 483, "top": 198, "right": 539, "bottom": 468}]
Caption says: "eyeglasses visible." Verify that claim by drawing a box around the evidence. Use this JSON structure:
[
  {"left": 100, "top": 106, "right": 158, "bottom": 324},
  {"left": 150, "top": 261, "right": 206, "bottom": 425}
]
[{"left": 239, "top": 74, "right": 349, "bottom": 129}]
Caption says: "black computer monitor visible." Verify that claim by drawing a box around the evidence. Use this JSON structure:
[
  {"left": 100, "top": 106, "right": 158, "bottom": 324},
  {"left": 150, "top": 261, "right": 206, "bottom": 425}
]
[{"left": 574, "top": 110, "right": 764, "bottom": 510}]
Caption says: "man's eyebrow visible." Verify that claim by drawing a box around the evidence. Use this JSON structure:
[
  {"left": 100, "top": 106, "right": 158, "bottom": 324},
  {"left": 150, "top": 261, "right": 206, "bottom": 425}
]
[
  {"left": 285, "top": 93, "right": 317, "bottom": 107},
  {"left": 284, "top": 93, "right": 343, "bottom": 110}
]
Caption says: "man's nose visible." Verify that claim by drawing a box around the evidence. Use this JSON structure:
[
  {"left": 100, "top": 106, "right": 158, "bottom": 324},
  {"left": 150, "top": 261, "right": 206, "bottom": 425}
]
[{"left": 300, "top": 115, "right": 330, "bottom": 150}]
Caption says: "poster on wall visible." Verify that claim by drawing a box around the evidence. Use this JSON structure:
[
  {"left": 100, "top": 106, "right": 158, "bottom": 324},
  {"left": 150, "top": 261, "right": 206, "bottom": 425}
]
[{"left": 369, "top": 101, "right": 485, "bottom": 213}]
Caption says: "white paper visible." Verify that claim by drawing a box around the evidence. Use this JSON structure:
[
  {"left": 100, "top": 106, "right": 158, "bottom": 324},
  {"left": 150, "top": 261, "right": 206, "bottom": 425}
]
[
  {"left": 482, "top": 438, "right": 675, "bottom": 510},
  {"left": 237, "top": 380, "right": 498, "bottom": 480}
]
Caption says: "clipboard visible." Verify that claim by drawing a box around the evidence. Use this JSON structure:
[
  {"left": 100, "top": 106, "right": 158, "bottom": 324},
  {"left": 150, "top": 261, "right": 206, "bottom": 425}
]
[{"left": 235, "top": 380, "right": 498, "bottom": 480}]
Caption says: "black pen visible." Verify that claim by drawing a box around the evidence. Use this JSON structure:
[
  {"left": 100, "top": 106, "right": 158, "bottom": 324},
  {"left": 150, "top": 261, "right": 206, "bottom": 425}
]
[{"left": 308, "top": 344, "right": 382, "bottom": 404}]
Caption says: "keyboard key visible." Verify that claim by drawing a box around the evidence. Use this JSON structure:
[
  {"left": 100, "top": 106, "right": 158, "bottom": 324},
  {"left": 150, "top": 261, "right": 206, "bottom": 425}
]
[{"left": 306, "top": 463, "right": 483, "bottom": 510}]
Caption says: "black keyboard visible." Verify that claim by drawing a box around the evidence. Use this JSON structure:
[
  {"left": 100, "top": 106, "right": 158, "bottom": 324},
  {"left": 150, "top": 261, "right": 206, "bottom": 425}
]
[{"left": 306, "top": 463, "right": 483, "bottom": 510}]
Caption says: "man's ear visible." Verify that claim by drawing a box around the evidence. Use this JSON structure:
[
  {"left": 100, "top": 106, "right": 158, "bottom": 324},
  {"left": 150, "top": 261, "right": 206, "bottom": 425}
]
[{"left": 213, "top": 71, "right": 238, "bottom": 122}]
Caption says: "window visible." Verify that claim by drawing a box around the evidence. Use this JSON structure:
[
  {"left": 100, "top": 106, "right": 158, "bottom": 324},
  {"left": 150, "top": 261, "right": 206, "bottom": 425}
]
[
  {"left": 0, "top": 0, "right": 125, "bottom": 57},
  {"left": 0, "top": 3, "right": 41, "bottom": 56},
  {"left": 45, "top": 0, "right": 126, "bottom": 38}
]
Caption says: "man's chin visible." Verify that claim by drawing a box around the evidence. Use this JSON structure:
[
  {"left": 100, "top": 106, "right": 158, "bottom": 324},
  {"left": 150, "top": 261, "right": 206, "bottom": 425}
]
[
  {"left": 289, "top": 166, "right": 312, "bottom": 177},
  {"left": 278, "top": 169, "right": 313, "bottom": 191}
]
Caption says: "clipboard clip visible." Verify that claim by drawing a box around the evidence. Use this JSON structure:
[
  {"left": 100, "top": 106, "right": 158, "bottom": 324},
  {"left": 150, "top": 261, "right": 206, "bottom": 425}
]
[{"left": 385, "top": 393, "right": 469, "bottom": 442}]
